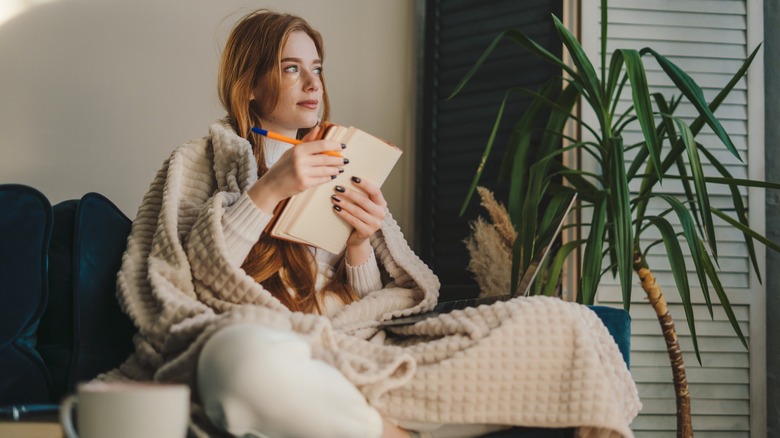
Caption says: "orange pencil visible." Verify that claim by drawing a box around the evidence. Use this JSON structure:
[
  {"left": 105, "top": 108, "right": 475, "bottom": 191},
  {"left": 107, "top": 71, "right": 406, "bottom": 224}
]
[{"left": 251, "top": 127, "right": 342, "bottom": 157}]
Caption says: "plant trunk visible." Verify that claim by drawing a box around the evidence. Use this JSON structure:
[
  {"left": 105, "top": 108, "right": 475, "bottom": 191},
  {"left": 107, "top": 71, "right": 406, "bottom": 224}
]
[{"left": 633, "top": 252, "right": 693, "bottom": 437}]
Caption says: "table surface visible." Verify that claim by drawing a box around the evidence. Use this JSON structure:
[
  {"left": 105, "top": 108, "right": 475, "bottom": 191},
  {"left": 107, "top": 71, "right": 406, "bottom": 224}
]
[{"left": 0, "top": 420, "right": 63, "bottom": 438}]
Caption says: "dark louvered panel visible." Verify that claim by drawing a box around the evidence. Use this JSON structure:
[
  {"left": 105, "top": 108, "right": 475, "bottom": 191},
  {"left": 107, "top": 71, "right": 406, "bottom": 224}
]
[{"left": 418, "top": 0, "right": 563, "bottom": 299}]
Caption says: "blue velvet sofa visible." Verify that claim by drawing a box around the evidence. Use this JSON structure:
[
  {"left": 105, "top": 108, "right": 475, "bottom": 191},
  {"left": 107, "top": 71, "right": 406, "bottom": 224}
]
[{"left": 0, "top": 184, "right": 630, "bottom": 437}]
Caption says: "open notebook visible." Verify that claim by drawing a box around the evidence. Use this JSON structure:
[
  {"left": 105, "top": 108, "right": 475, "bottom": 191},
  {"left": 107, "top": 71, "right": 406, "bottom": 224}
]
[
  {"left": 266, "top": 125, "right": 402, "bottom": 254},
  {"left": 380, "top": 193, "right": 577, "bottom": 327}
]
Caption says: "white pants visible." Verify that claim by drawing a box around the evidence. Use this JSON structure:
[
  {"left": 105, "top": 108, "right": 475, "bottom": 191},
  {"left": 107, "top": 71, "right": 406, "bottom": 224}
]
[
  {"left": 197, "top": 324, "right": 509, "bottom": 438},
  {"left": 197, "top": 324, "right": 383, "bottom": 438}
]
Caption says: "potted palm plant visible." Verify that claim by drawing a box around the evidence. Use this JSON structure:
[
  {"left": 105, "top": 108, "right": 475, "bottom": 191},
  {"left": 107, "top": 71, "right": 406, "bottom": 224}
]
[{"left": 449, "top": 1, "right": 780, "bottom": 436}]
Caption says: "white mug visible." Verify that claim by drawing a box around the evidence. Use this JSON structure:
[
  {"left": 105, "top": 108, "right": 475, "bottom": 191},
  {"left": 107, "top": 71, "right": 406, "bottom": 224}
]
[{"left": 59, "top": 381, "right": 190, "bottom": 438}]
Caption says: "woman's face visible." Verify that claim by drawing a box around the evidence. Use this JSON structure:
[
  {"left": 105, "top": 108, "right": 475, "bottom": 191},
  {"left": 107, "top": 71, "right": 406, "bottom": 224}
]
[{"left": 255, "top": 31, "right": 323, "bottom": 137}]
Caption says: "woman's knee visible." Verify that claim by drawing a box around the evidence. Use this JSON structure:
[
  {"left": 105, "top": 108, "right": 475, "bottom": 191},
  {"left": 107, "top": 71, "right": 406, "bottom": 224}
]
[
  {"left": 197, "top": 324, "right": 312, "bottom": 436},
  {"left": 196, "top": 323, "right": 383, "bottom": 438}
]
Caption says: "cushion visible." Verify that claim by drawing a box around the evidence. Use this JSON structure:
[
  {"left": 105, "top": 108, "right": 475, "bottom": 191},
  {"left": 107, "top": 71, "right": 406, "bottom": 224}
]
[
  {"left": 69, "top": 193, "right": 135, "bottom": 387},
  {"left": 36, "top": 200, "right": 78, "bottom": 400},
  {"left": 0, "top": 184, "right": 52, "bottom": 404},
  {"left": 37, "top": 193, "right": 135, "bottom": 401}
]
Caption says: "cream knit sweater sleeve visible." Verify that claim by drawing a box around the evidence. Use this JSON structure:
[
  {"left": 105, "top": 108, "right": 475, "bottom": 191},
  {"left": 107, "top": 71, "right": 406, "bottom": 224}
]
[
  {"left": 220, "top": 192, "right": 273, "bottom": 268},
  {"left": 346, "top": 249, "right": 383, "bottom": 297}
]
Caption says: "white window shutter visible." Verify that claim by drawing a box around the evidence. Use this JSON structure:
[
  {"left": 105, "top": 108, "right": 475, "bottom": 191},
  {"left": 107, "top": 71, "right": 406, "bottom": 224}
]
[{"left": 580, "top": 0, "right": 766, "bottom": 436}]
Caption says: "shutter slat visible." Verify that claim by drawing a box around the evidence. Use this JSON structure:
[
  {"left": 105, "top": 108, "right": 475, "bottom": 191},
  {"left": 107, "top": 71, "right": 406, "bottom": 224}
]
[
  {"left": 610, "top": 0, "right": 745, "bottom": 15},
  {"left": 610, "top": 9, "right": 745, "bottom": 29},
  {"left": 631, "top": 414, "right": 750, "bottom": 431}
]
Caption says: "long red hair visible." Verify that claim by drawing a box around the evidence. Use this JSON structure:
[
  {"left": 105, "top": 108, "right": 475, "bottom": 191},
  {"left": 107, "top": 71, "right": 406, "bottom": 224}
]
[{"left": 218, "top": 10, "right": 355, "bottom": 313}]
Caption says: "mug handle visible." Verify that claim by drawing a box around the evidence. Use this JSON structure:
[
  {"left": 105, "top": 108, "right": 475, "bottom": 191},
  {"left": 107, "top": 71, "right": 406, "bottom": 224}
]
[{"left": 59, "top": 394, "right": 79, "bottom": 438}]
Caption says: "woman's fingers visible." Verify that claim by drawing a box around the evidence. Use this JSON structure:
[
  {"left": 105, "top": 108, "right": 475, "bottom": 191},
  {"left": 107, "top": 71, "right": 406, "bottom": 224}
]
[
  {"left": 260, "top": 133, "right": 349, "bottom": 200},
  {"left": 300, "top": 124, "right": 321, "bottom": 142},
  {"left": 350, "top": 177, "right": 387, "bottom": 209},
  {"left": 335, "top": 206, "right": 379, "bottom": 241},
  {"left": 290, "top": 142, "right": 346, "bottom": 181},
  {"left": 333, "top": 195, "right": 380, "bottom": 229},
  {"left": 297, "top": 139, "right": 346, "bottom": 159},
  {"left": 331, "top": 178, "right": 386, "bottom": 238},
  {"left": 333, "top": 186, "right": 384, "bottom": 220}
]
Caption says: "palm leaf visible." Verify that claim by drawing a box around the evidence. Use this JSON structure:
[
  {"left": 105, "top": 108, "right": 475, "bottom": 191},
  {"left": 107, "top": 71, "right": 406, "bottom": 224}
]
[
  {"left": 685, "top": 44, "right": 761, "bottom": 140},
  {"left": 672, "top": 116, "right": 717, "bottom": 257},
  {"left": 642, "top": 48, "right": 740, "bottom": 161},
  {"left": 517, "top": 163, "right": 553, "bottom": 274},
  {"left": 498, "top": 81, "right": 559, "bottom": 186},
  {"left": 447, "top": 29, "right": 577, "bottom": 100},
  {"left": 607, "top": 136, "right": 633, "bottom": 307},
  {"left": 654, "top": 94, "right": 703, "bottom": 236},
  {"left": 600, "top": 0, "right": 608, "bottom": 88},
  {"left": 581, "top": 194, "right": 607, "bottom": 305},
  {"left": 551, "top": 15, "right": 604, "bottom": 112},
  {"left": 712, "top": 209, "right": 780, "bottom": 253},
  {"left": 661, "top": 174, "right": 780, "bottom": 190},
  {"left": 637, "top": 45, "right": 760, "bottom": 200},
  {"left": 513, "top": 85, "right": 598, "bottom": 141},
  {"left": 552, "top": 164, "right": 601, "bottom": 203},
  {"left": 609, "top": 74, "right": 630, "bottom": 127},
  {"left": 605, "top": 51, "right": 624, "bottom": 106},
  {"left": 646, "top": 216, "right": 701, "bottom": 363},
  {"left": 699, "top": 176, "right": 780, "bottom": 189},
  {"left": 673, "top": 156, "right": 703, "bottom": 234},
  {"left": 543, "top": 239, "right": 586, "bottom": 297},
  {"left": 698, "top": 238, "right": 749, "bottom": 350},
  {"left": 657, "top": 194, "right": 714, "bottom": 317},
  {"left": 618, "top": 49, "right": 662, "bottom": 180},
  {"left": 457, "top": 90, "right": 510, "bottom": 216},
  {"left": 459, "top": 83, "right": 550, "bottom": 217},
  {"left": 697, "top": 145, "right": 764, "bottom": 283},
  {"left": 538, "top": 84, "right": 581, "bottom": 163}
]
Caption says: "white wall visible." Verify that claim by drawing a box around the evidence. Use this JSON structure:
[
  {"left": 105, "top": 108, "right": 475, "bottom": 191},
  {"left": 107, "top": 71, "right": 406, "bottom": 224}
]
[{"left": 0, "top": 0, "right": 417, "bottom": 240}]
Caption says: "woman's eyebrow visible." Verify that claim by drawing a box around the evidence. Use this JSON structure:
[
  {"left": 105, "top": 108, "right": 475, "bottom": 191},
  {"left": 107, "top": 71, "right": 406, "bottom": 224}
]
[{"left": 281, "top": 57, "right": 322, "bottom": 64}]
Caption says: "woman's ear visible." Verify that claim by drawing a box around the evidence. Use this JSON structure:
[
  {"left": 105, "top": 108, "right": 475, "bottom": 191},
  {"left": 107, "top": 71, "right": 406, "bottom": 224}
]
[{"left": 249, "top": 91, "right": 256, "bottom": 101}]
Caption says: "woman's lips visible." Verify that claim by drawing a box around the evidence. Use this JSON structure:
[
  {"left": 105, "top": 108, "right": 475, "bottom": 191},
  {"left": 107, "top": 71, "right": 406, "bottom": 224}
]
[{"left": 298, "top": 100, "right": 319, "bottom": 110}]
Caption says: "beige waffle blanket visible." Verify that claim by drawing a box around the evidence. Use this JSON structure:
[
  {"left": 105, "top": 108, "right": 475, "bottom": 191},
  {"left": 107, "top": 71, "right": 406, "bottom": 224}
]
[{"left": 107, "top": 120, "right": 641, "bottom": 437}]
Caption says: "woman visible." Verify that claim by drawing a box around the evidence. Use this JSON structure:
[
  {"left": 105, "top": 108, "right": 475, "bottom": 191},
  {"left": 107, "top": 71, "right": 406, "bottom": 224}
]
[
  {"left": 112, "top": 9, "right": 640, "bottom": 438},
  {"left": 219, "top": 10, "right": 388, "bottom": 318},
  {"left": 198, "top": 9, "right": 416, "bottom": 438}
]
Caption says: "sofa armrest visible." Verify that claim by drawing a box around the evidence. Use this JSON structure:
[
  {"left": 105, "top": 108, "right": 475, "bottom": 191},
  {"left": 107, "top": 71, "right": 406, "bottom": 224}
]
[{"left": 587, "top": 305, "right": 631, "bottom": 368}]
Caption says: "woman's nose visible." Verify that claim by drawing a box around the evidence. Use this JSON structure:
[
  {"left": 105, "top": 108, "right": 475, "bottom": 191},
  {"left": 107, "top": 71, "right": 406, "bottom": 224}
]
[{"left": 302, "top": 70, "right": 320, "bottom": 92}]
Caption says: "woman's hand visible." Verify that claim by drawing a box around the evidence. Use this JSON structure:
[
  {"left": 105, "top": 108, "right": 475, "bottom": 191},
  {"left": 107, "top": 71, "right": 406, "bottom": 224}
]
[
  {"left": 331, "top": 176, "right": 387, "bottom": 265},
  {"left": 248, "top": 126, "right": 346, "bottom": 213}
]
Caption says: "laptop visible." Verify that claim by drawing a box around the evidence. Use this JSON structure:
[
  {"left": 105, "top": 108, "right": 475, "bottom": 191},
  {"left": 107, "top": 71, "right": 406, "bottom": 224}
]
[{"left": 380, "top": 193, "right": 577, "bottom": 327}]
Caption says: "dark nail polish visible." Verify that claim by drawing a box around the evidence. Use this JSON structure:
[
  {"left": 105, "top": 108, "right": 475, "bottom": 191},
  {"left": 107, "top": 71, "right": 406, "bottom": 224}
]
[
  {"left": 335, "top": 185, "right": 345, "bottom": 193},
  {"left": 341, "top": 143, "right": 347, "bottom": 149},
  {"left": 331, "top": 175, "right": 337, "bottom": 180},
  {"left": 333, "top": 205, "right": 342, "bottom": 212},
  {"left": 331, "top": 195, "right": 341, "bottom": 202},
  {"left": 343, "top": 158, "right": 350, "bottom": 164},
  {"left": 351, "top": 176, "right": 361, "bottom": 184},
  {"left": 339, "top": 168, "right": 344, "bottom": 173}
]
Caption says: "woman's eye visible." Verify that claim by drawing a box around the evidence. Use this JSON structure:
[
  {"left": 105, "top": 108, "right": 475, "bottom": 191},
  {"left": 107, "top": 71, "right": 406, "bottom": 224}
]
[
  {"left": 313, "top": 66, "right": 323, "bottom": 75},
  {"left": 283, "top": 65, "right": 299, "bottom": 73}
]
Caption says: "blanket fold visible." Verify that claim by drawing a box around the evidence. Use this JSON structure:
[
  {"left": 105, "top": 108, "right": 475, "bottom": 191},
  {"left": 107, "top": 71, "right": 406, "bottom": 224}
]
[{"left": 108, "top": 120, "right": 641, "bottom": 437}]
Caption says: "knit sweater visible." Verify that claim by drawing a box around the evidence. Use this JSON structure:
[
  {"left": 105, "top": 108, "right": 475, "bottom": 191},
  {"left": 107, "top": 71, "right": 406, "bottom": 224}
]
[{"left": 108, "top": 119, "right": 641, "bottom": 437}]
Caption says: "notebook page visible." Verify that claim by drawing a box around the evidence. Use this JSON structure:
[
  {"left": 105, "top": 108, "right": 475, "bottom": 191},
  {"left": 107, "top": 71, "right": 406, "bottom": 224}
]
[{"left": 286, "top": 127, "right": 402, "bottom": 254}]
